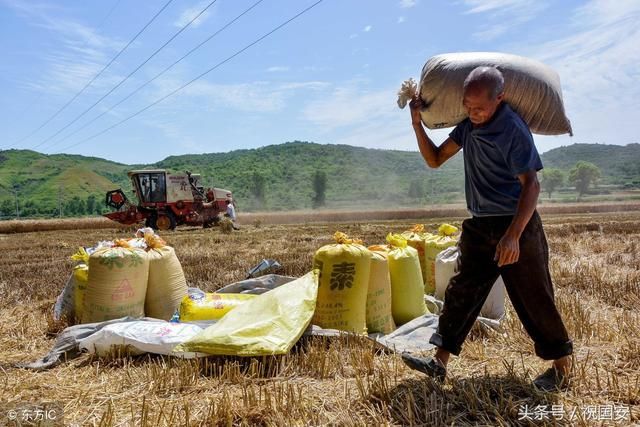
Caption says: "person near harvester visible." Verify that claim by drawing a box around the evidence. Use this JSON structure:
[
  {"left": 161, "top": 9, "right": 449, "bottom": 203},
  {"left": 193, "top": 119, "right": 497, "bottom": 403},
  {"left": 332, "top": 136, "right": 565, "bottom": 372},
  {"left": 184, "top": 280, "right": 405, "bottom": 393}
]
[
  {"left": 224, "top": 199, "right": 240, "bottom": 230},
  {"left": 402, "top": 66, "right": 573, "bottom": 392}
]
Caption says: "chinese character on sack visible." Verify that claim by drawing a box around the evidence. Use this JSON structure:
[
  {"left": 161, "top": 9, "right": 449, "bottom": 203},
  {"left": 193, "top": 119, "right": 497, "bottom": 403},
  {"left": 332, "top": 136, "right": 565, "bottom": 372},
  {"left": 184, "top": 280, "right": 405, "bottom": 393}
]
[
  {"left": 329, "top": 262, "right": 356, "bottom": 290},
  {"left": 313, "top": 260, "right": 324, "bottom": 282}
]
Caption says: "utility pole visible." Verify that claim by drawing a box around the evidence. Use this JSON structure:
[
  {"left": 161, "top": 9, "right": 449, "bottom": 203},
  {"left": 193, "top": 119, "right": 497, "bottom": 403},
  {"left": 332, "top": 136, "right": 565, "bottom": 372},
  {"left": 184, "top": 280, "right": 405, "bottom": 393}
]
[
  {"left": 13, "top": 185, "right": 19, "bottom": 219},
  {"left": 58, "top": 185, "right": 63, "bottom": 218}
]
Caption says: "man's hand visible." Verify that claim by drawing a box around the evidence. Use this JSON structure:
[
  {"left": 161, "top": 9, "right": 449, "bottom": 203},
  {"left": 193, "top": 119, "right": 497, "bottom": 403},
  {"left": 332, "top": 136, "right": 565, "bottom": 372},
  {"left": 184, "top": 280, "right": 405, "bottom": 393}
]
[
  {"left": 409, "top": 96, "right": 424, "bottom": 125},
  {"left": 495, "top": 229, "right": 520, "bottom": 267}
]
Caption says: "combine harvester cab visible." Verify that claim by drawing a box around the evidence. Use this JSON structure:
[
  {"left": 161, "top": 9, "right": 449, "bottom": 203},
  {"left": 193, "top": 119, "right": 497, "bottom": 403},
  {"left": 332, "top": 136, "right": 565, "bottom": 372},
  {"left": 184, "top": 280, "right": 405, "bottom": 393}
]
[{"left": 104, "top": 170, "right": 233, "bottom": 231}]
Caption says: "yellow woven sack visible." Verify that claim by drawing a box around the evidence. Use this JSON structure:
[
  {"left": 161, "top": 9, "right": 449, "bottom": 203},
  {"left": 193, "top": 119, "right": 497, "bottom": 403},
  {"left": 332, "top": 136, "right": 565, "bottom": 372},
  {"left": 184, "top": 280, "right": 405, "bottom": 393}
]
[
  {"left": 174, "top": 271, "right": 318, "bottom": 356},
  {"left": 424, "top": 224, "right": 459, "bottom": 295},
  {"left": 386, "top": 234, "right": 428, "bottom": 325},
  {"left": 179, "top": 293, "right": 256, "bottom": 322},
  {"left": 366, "top": 250, "right": 396, "bottom": 334},
  {"left": 142, "top": 232, "right": 188, "bottom": 320},
  {"left": 401, "top": 224, "right": 429, "bottom": 288},
  {"left": 312, "top": 232, "right": 371, "bottom": 334},
  {"left": 70, "top": 247, "right": 90, "bottom": 321},
  {"left": 72, "top": 265, "right": 89, "bottom": 320},
  {"left": 82, "top": 244, "right": 149, "bottom": 323}
]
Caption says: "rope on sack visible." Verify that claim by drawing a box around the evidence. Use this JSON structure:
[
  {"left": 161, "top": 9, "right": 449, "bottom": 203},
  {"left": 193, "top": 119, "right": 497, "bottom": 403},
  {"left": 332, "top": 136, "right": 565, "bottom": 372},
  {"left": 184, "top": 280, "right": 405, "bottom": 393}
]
[
  {"left": 333, "top": 231, "right": 363, "bottom": 246},
  {"left": 386, "top": 233, "right": 408, "bottom": 248},
  {"left": 397, "top": 78, "right": 418, "bottom": 109}
]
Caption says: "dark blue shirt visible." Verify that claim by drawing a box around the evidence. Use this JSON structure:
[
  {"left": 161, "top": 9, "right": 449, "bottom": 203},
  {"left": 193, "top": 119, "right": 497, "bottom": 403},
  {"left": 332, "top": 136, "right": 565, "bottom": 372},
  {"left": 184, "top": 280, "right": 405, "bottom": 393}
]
[{"left": 449, "top": 103, "right": 543, "bottom": 217}]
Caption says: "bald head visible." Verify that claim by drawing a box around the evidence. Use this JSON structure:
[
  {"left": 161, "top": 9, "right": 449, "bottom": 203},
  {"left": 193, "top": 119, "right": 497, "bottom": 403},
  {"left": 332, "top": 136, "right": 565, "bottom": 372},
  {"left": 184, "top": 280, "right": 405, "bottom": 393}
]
[{"left": 463, "top": 66, "right": 504, "bottom": 99}]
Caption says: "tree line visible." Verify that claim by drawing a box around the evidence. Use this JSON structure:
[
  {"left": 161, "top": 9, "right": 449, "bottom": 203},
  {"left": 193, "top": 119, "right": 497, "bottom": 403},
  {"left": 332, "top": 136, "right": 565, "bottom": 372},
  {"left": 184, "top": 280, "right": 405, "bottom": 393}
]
[{"left": 541, "top": 161, "right": 602, "bottom": 200}]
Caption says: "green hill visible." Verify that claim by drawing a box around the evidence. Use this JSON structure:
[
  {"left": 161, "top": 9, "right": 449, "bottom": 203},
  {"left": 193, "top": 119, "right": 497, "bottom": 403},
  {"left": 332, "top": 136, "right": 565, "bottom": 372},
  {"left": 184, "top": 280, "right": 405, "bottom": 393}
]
[
  {"left": 0, "top": 142, "right": 638, "bottom": 218},
  {"left": 540, "top": 143, "right": 640, "bottom": 185}
]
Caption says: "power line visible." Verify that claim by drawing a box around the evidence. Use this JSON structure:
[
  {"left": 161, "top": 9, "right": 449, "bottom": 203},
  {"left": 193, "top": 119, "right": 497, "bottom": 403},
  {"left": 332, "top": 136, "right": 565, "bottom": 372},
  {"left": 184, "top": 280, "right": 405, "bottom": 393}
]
[
  {"left": 32, "top": 0, "right": 219, "bottom": 152},
  {"left": 60, "top": 0, "right": 325, "bottom": 153},
  {"left": 4, "top": 0, "right": 174, "bottom": 149},
  {"left": 8, "top": 0, "right": 123, "bottom": 126},
  {"left": 46, "top": 0, "right": 266, "bottom": 150}
]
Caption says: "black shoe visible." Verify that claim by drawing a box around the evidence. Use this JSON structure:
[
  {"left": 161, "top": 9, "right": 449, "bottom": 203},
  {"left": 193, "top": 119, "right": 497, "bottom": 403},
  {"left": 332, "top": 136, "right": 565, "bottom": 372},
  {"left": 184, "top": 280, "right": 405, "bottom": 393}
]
[
  {"left": 401, "top": 353, "right": 446, "bottom": 381},
  {"left": 533, "top": 367, "right": 570, "bottom": 392}
]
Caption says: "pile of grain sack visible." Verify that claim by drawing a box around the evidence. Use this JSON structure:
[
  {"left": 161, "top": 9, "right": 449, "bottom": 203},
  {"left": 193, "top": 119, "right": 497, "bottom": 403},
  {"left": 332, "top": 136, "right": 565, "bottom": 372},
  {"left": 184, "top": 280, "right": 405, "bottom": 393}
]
[
  {"left": 54, "top": 229, "right": 280, "bottom": 325},
  {"left": 311, "top": 225, "right": 505, "bottom": 335},
  {"left": 54, "top": 228, "right": 188, "bottom": 324}
]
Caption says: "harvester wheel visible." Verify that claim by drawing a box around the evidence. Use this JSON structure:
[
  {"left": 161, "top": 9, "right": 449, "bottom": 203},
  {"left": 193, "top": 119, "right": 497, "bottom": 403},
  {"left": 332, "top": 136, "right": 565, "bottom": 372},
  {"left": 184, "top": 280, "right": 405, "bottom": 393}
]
[{"left": 149, "top": 211, "right": 176, "bottom": 231}]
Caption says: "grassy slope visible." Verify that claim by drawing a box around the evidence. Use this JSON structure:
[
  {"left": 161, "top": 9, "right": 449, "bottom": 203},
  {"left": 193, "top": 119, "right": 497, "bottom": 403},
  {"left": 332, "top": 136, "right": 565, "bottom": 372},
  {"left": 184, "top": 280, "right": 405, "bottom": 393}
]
[{"left": 0, "top": 142, "right": 638, "bottom": 213}]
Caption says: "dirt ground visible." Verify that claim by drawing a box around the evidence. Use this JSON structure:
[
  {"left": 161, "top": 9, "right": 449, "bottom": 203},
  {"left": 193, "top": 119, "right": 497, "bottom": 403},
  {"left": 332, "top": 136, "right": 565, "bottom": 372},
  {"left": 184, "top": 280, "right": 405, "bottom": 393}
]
[{"left": 0, "top": 211, "right": 638, "bottom": 426}]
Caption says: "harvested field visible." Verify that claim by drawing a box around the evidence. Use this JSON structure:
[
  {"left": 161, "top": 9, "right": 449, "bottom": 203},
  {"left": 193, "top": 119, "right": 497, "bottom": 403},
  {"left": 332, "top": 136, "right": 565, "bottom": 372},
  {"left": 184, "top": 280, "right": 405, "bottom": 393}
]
[
  {"left": 1, "top": 201, "right": 639, "bottom": 234},
  {"left": 0, "top": 211, "right": 638, "bottom": 425}
]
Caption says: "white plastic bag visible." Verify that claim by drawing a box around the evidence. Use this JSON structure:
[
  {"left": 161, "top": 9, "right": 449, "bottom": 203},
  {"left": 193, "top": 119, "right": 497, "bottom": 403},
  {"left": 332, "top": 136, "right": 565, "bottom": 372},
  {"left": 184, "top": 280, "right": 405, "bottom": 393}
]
[
  {"left": 435, "top": 246, "right": 505, "bottom": 319},
  {"left": 79, "top": 320, "right": 203, "bottom": 358}
]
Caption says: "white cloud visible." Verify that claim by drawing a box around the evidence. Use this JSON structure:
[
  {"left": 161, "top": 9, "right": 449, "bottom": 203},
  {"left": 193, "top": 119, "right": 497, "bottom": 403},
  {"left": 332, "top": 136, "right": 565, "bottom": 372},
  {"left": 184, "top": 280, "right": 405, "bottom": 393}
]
[
  {"left": 266, "top": 66, "right": 290, "bottom": 73},
  {"left": 397, "top": 16, "right": 406, "bottom": 24},
  {"left": 400, "top": 0, "right": 417, "bottom": 8},
  {"left": 301, "top": 81, "right": 453, "bottom": 151},
  {"left": 151, "top": 74, "right": 330, "bottom": 114},
  {"left": 363, "top": 25, "right": 372, "bottom": 32},
  {"left": 173, "top": 1, "right": 214, "bottom": 28},
  {"left": 461, "top": 0, "right": 548, "bottom": 41},
  {"left": 3, "top": 0, "right": 125, "bottom": 94},
  {"left": 522, "top": 0, "right": 640, "bottom": 147}
]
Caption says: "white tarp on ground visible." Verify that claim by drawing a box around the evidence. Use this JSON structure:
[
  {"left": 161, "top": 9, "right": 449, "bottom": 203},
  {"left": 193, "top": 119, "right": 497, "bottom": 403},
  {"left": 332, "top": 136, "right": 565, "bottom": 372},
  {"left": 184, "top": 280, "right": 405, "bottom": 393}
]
[
  {"left": 79, "top": 320, "right": 204, "bottom": 358},
  {"left": 27, "top": 274, "right": 504, "bottom": 370}
]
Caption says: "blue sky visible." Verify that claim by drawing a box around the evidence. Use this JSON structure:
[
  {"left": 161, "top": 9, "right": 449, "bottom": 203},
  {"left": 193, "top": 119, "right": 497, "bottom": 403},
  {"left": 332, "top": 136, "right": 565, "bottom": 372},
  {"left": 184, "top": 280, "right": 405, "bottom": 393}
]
[{"left": 1, "top": 0, "right": 638, "bottom": 164}]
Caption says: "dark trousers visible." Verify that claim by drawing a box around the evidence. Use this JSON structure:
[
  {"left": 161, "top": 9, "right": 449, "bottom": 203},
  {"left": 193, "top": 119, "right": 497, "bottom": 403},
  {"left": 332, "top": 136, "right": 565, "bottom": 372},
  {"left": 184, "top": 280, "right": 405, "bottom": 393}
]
[{"left": 429, "top": 211, "right": 573, "bottom": 360}]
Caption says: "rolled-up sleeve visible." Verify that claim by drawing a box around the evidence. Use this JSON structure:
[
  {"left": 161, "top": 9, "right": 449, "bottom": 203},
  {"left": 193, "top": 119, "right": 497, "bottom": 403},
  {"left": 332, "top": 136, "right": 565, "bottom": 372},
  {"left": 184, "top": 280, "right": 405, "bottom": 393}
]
[{"left": 449, "top": 122, "right": 466, "bottom": 147}]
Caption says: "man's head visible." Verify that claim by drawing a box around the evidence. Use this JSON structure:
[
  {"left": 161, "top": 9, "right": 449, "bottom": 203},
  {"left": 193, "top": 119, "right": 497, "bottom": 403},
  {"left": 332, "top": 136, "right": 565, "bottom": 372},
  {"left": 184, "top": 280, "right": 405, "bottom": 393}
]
[{"left": 462, "top": 66, "right": 505, "bottom": 126}]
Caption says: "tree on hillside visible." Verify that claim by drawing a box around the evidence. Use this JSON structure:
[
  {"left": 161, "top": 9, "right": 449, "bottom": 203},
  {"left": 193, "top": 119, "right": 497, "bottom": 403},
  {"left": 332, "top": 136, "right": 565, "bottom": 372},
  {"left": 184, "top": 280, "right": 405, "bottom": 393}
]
[
  {"left": 0, "top": 199, "right": 14, "bottom": 219},
  {"left": 569, "top": 161, "right": 601, "bottom": 200},
  {"left": 86, "top": 194, "right": 97, "bottom": 216},
  {"left": 250, "top": 172, "right": 266, "bottom": 208},
  {"left": 541, "top": 168, "right": 565, "bottom": 199},
  {"left": 312, "top": 170, "right": 327, "bottom": 209},
  {"left": 408, "top": 179, "right": 425, "bottom": 199}
]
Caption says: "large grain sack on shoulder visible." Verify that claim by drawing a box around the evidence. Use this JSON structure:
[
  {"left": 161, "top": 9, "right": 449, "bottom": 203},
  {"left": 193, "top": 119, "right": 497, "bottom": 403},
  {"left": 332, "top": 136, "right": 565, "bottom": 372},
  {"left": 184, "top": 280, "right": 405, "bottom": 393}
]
[
  {"left": 435, "top": 246, "right": 505, "bottom": 319},
  {"left": 401, "top": 225, "right": 429, "bottom": 288},
  {"left": 82, "top": 242, "right": 149, "bottom": 323},
  {"left": 424, "top": 224, "right": 459, "bottom": 295},
  {"left": 408, "top": 52, "right": 572, "bottom": 135},
  {"left": 312, "top": 232, "right": 371, "bottom": 334},
  {"left": 142, "top": 232, "right": 188, "bottom": 320},
  {"left": 366, "top": 250, "right": 396, "bottom": 334},
  {"left": 386, "top": 234, "right": 428, "bottom": 326}
]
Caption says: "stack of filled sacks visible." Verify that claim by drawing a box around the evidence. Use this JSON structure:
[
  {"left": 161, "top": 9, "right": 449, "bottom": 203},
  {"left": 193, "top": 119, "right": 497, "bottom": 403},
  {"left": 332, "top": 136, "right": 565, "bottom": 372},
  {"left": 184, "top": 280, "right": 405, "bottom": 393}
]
[
  {"left": 312, "top": 232, "right": 373, "bottom": 334},
  {"left": 383, "top": 234, "right": 429, "bottom": 325},
  {"left": 56, "top": 229, "right": 189, "bottom": 324}
]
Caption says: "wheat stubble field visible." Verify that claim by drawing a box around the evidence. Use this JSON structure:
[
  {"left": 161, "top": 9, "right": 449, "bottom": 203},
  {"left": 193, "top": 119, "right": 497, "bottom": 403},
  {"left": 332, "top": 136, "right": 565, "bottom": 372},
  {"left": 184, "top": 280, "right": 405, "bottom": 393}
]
[{"left": 0, "top": 211, "right": 638, "bottom": 426}]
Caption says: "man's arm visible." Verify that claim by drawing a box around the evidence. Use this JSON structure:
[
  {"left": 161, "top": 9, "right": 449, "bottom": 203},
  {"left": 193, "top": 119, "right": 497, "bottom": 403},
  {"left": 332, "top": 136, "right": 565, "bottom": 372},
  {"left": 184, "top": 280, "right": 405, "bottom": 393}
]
[
  {"left": 494, "top": 169, "right": 540, "bottom": 266},
  {"left": 410, "top": 98, "right": 461, "bottom": 168}
]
